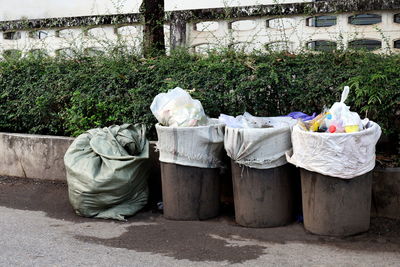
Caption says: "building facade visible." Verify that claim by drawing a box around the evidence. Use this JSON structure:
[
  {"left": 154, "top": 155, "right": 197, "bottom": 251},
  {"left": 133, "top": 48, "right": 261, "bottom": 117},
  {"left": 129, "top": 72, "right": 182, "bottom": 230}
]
[{"left": 0, "top": 0, "right": 399, "bottom": 58}]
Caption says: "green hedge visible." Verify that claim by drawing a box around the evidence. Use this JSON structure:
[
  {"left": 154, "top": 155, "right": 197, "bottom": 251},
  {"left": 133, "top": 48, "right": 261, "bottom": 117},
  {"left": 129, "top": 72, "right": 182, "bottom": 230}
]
[{"left": 0, "top": 51, "right": 399, "bottom": 139}]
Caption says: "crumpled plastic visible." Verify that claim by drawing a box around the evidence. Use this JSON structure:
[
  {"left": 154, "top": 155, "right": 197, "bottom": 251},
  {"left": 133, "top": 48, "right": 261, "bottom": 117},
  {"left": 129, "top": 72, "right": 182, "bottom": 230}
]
[
  {"left": 218, "top": 112, "right": 273, "bottom": 128},
  {"left": 300, "top": 86, "right": 364, "bottom": 133},
  {"left": 150, "top": 87, "right": 208, "bottom": 127},
  {"left": 285, "top": 112, "right": 316, "bottom": 121},
  {"left": 327, "top": 86, "right": 363, "bottom": 133}
]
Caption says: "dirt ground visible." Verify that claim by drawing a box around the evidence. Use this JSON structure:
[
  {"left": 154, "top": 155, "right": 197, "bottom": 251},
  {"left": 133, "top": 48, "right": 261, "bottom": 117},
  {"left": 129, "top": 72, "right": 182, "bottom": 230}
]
[{"left": 1, "top": 175, "right": 400, "bottom": 265}]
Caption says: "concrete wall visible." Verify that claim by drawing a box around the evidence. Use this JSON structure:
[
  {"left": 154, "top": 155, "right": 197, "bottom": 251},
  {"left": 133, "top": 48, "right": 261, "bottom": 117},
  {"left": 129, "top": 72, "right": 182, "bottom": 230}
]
[
  {"left": 186, "top": 10, "right": 400, "bottom": 53},
  {"left": 2, "top": 11, "right": 400, "bottom": 56},
  {"left": 0, "top": 132, "right": 74, "bottom": 181},
  {"left": 372, "top": 168, "right": 400, "bottom": 220}
]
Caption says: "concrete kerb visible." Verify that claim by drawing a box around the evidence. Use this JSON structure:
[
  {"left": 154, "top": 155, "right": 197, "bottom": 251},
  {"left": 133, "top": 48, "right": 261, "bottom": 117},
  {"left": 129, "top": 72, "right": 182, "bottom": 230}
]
[{"left": 0, "top": 132, "right": 158, "bottom": 181}]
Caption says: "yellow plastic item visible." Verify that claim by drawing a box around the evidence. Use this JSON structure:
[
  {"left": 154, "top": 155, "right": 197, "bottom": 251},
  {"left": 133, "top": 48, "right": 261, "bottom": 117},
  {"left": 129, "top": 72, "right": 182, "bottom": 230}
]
[
  {"left": 345, "top": 125, "right": 359, "bottom": 133},
  {"left": 310, "top": 121, "right": 320, "bottom": 132},
  {"left": 309, "top": 113, "right": 326, "bottom": 132}
]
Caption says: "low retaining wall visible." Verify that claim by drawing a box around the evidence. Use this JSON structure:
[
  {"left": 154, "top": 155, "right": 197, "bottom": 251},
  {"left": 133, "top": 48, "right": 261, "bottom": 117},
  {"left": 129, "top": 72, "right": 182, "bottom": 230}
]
[
  {"left": 0, "top": 132, "right": 159, "bottom": 182},
  {"left": 0, "top": 132, "right": 74, "bottom": 181},
  {"left": 0, "top": 132, "right": 399, "bottom": 219},
  {"left": 372, "top": 168, "right": 400, "bottom": 220}
]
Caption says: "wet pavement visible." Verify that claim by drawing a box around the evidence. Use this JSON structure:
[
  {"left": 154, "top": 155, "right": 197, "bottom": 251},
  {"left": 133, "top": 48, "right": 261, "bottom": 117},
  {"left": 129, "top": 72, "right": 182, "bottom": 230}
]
[{"left": 1, "top": 176, "right": 400, "bottom": 266}]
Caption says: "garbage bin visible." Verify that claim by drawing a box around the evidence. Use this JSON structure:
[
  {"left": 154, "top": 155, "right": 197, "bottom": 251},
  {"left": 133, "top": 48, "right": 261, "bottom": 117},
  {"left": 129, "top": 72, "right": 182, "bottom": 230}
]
[
  {"left": 225, "top": 117, "right": 298, "bottom": 227},
  {"left": 287, "top": 122, "right": 381, "bottom": 236},
  {"left": 300, "top": 169, "right": 372, "bottom": 236},
  {"left": 156, "top": 120, "right": 225, "bottom": 220}
]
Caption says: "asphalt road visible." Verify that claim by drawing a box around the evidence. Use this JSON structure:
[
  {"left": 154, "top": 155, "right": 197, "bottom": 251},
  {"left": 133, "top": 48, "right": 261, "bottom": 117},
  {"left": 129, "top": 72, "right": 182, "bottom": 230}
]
[{"left": 1, "top": 176, "right": 400, "bottom": 266}]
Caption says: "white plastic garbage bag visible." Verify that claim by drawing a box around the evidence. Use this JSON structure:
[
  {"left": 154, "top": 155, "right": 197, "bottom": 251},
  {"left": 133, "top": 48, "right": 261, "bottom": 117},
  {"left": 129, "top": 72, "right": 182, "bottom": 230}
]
[
  {"left": 302, "top": 86, "right": 365, "bottom": 134},
  {"left": 326, "top": 86, "right": 363, "bottom": 133},
  {"left": 150, "top": 87, "right": 207, "bottom": 127},
  {"left": 286, "top": 121, "right": 381, "bottom": 179},
  {"left": 224, "top": 117, "right": 295, "bottom": 169},
  {"left": 156, "top": 119, "right": 225, "bottom": 168}
]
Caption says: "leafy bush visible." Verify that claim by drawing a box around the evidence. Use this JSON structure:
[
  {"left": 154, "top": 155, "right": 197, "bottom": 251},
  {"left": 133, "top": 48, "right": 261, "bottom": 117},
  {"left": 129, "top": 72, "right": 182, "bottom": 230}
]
[{"left": 0, "top": 50, "right": 399, "bottom": 141}]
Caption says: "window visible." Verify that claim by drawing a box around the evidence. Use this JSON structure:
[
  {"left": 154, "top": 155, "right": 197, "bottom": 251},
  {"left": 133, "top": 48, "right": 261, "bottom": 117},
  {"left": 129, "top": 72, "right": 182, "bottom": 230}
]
[
  {"left": 57, "top": 29, "right": 79, "bottom": 38},
  {"left": 306, "top": 16, "right": 337, "bottom": 27},
  {"left": 267, "top": 18, "right": 296, "bottom": 29},
  {"left": 29, "top": 30, "right": 48, "bottom": 39},
  {"left": 28, "top": 49, "right": 47, "bottom": 58},
  {"left": 265, "top": 41, "right": 294, "bottom": 52},
  {"left": 307, "top": 40, "right": 337, "bottom": 51},
  {"left": 3, "top": 49, "right": 22, "bottom": 59},
  {"left": 348, "top": 39, "right": 381, "bottom": 51},
  {"left": 394, "top": 40, "right": 400, "bottom": 49},
  {"left": 87, "top": 27, "right": 108, "bottom": 38},
  {"left": 111, "top": 45, "right": 129, "bottom": 55},
  {"left": 85, "top": 47, "right": 105, "bottom": 56},
  {"left": 348, "top": 14, "right": 381, "bottom": 25},
  {"left": 55, "top": 48, "right": 75, "bottom": 58},
  {"left": 395, "top": 14, "right": 400, "bottom": 23},
  {"left": 193, "top": 43, "right": 217, "bottom": 54},
  {"left": 195, "top": 21, "right": 219, "bottom": 32},
  {"left": 230, "top": 42, "right": 259, "bottom": 53},
  {"left": 3, "top": 31, "right": 21, "bottom": 40},
  {"left": 230, "top": 20, "right": 257, "bottom": 31},
  {"left": 117, "top": 25, "right": 140, "bottom": 36}
]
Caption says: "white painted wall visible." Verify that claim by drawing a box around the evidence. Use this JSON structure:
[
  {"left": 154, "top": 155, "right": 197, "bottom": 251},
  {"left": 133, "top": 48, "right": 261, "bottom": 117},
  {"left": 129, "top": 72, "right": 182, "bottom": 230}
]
[
  {"left": 0, "top": 0, "right": 312, "bottom": 21},
  {"left": 165, "top": 0, "right": 312, "bottom": 11},
  {"left": 0, "top": 0, "right": 142, "bottom": 21}
]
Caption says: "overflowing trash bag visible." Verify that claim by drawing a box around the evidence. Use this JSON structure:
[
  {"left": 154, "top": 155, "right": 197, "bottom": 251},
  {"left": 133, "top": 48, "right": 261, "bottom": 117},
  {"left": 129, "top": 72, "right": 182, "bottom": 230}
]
[
  {"left": 64, "top": 124, "right": 150, "bottom": 220},
  {"left": 151, "top": 87, "right": 225, "bottom": 168},
  {"left": 150, "top": 87, "right": 208, "bottom": 127},
  {"left": 223, "top": 115, "right": 296, "bottom": 169},
  {"left": 156, "top": 119, "right": 225, "bottom": 168},
  {"left": 286, "top": 86, "right": 382, "bottom": 179},
  {"left": 297, "top": 86, "right": 367, "bottom": 133}
]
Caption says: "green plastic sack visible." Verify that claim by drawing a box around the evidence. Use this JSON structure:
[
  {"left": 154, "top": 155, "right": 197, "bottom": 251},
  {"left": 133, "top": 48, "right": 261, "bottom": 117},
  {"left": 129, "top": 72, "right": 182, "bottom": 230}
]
[{"left": 64, "top": 124, "right": 150, "bottom": 221}]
